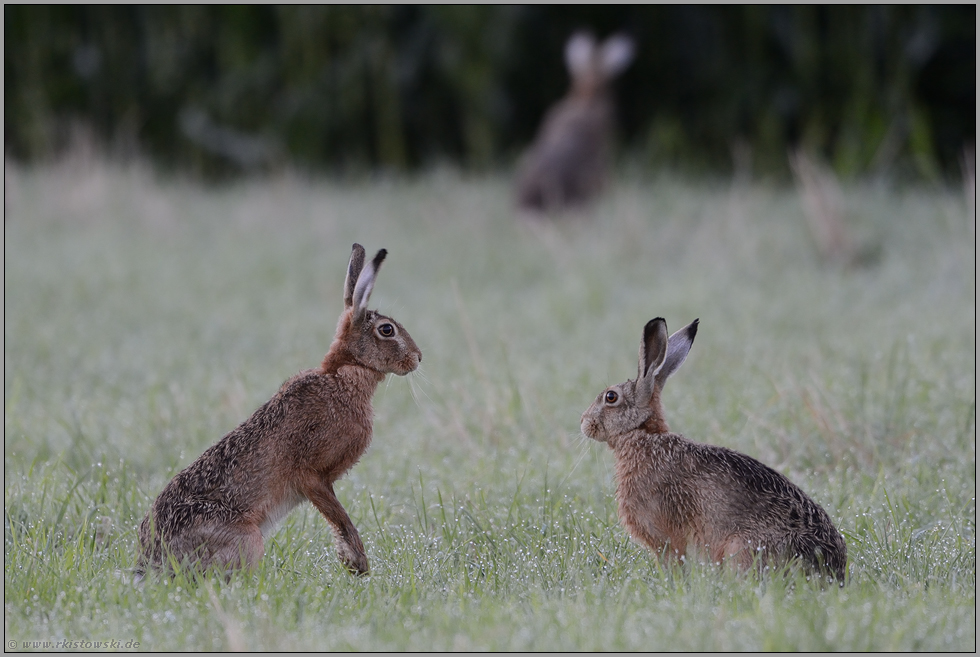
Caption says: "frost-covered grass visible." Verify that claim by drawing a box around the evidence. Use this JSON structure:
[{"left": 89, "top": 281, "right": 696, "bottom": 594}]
[{"left": 4, "top": 160, "right": 975, "bottom": 651}]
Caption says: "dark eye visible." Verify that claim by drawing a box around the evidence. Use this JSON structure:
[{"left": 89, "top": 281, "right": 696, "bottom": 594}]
[
  {"left": 378, "top": 323, "right": 395, "bottom": 338},
  {"left": 604, "top": 390, "right": 619, "bottom": 404}
]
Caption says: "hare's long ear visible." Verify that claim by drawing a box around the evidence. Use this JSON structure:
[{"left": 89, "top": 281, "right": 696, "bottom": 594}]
[
  {"left": 654, "top": 319, "right": 699, "bottom": 391},
  {"left": 637, "top": 318, "right": 668, "bottom": 401},
  {"left": 599, "top": 34, "right": 634, "bottom": 78},
  {"left": 565, "top": 31, "right": 596, "bottom": 78},
  {"left": 351, "top": 248, "right": 387, "bottom": 322},
  {"left": 344, "top": 244, "right": 367, "bottom": 309}
]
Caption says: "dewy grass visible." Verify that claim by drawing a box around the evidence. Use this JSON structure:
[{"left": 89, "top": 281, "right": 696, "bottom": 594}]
[{"left": 4, "top": 161, "right": 976, "bottom": 650}]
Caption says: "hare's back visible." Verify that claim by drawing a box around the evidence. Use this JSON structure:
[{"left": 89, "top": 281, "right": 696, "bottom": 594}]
[
  {"left": 538, "top": 101, "right": 611, "bottom": 161},
  {"left": 152, "top": 416, "right": 279, "bottom": 511},
  {"left": 693, "top": 445, "right": 833, "bottom": 534},
  {"left": 693, "top": 444, "right": 845, "bottom": 577},
  {"left": 152, "top": 371, "right": 332, "bottom": 504}
]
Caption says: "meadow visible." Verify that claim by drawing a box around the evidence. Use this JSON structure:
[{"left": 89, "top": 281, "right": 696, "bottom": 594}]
[{"left": 4, "top": 158, "right": 975, "bottom": 651}]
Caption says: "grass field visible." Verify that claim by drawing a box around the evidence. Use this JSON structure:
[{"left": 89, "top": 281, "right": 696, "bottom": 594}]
[{"left": 4, "top": 158, "right": 975, "bottom": 651}]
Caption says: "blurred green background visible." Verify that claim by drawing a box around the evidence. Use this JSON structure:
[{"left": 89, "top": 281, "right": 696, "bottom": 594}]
[{"left": 5, "top": 5, "right": 975, "bottom": 180}]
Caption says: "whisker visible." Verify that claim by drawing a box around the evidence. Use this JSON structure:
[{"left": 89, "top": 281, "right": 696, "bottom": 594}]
[
  {"left": 405, "top": 369, "right": 435, "bottom": 409},
  {"left": 558, "top": 433, "right": 593, "bottom": 490},
  {"left": 412, "top": 364, "right": 433, "bottom": 386}
]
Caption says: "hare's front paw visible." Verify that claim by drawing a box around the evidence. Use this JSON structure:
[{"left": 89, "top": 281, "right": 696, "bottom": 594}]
[{"left": 338, "top": 544, "right": 370, "bottom": 576}]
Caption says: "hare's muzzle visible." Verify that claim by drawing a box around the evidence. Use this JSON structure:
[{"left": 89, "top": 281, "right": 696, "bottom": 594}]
[
  {"left": 580, "top": 405, "right": 603, "bottom": 442},
  {"left": 396, "top": 349, "right": 421, "bottom": 375}
]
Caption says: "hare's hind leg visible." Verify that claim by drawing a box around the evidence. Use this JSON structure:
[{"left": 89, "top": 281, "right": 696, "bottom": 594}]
[
  {"left": 300, "top": 477, "right": 369, "bottom": 575},
  {"left": 170, "top": 522, "right": 265, "bottom": 573},
  {"left": 210, "top": 524, "right": 265, "bottom": 572},
  {"left": 712, "top": 536, "right": 759, "bottom": 571}
]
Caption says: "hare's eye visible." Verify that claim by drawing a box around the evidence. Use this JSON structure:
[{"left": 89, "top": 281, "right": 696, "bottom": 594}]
[
  {"left": 604, "top": 390, "right": 619, "bottom": 404},
  {"left": 378, "top": 323, "right": 395, "bottom": 338}
]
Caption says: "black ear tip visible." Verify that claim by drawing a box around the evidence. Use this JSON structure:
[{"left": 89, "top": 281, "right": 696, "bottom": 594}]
[{"left": 372, "top": 249, "right": 388, "bottom": 267}]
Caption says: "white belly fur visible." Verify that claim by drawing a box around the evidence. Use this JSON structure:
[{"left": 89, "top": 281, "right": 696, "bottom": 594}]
[{"left": 259, "top": 490, "right": 305, "bottom": 539}]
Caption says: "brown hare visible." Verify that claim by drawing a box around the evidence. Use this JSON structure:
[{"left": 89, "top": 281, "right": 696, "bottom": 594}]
[
  {"left": 581, "top": 318, "right": 847, "bottom": 583},
  {"left": 515, "top": 31, "right": 635, "bottom": 214},
  {"left": 137, "top": 244, "right": 421, "bottom": 578}
]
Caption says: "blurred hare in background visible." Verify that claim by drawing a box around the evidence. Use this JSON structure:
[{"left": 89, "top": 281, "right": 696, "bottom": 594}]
[{"left": 515, "top": 31, "right": 635, "bottom": 215}]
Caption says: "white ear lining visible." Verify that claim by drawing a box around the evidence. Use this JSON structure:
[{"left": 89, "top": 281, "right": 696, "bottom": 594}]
[
  {"left": 351, "top": 267, "right": 376, "bottom": 314},
  {"left": 565, "top": 32, "right": 596, "bottom": 77},
  {"left": 655, "top": 320, "right": 699, "bottom": 387},
  {"left": 351, "top": 249, "right": 387, "bottom": 318},
  {"left": 647, "top": 359, "right": 666, "bottom": 379},
  {"left": 600, "top": 35, "right": 634, "bottom": 77}
]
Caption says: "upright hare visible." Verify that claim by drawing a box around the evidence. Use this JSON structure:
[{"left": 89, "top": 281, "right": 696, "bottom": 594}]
[
  {"left": 581, "top": 318, "right": 847, "bottom": 583},
  {"left": 137, "top": 244, "right": 421, "bottom": 577},
  {"left": 515, "top": 31, "right": 634, "bottom": 214}
]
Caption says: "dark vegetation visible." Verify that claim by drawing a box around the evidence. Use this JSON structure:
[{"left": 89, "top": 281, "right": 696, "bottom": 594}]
[{"left": 5, "top": 5, "right": 975, "bottom": 179}]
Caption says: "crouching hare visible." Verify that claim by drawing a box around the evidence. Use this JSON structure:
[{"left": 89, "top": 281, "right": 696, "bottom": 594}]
[
  {"left": 137, "top": 244, "right": 421, "bottom": 578},
  {"left": 581, "top": 318, "right": 847, "bottom": 583}
]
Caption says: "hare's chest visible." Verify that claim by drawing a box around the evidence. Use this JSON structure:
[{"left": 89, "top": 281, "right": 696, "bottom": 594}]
[
  {"left": 615, "top": 492, "right": 683, "bottom": 558},
  {"left": 302, "top": 418, "right": 373, "bottom": 480},
  {"left": 615, "top": 449, "right": 702, "bottom": 553}
]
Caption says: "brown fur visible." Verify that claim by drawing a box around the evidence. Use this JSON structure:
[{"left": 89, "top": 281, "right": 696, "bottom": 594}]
[
  {"left": 515, "top": 31, "right": 634, "bottom": 214},
  {"left": 581, "top": 318, "right": 847, "bottom": 583},
  {"left": 137, "top": 244, "right": 421, "bottom": 578}
]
